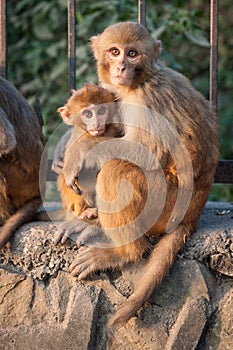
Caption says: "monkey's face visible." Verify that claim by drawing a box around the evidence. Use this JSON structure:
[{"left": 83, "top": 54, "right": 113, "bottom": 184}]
[
  {"left": 91, "top": 22, "right": 161, "bottom": 89},
  {"left": 80, "top": 104, "right": 109, "bottom": 136},
  {"left": 105, "top": 46, "right": 143, "bottom": 87}
]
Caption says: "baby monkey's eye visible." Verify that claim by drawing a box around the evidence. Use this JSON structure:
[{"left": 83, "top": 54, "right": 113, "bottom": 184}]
[
  {"left": 98, "top": 106, "right": 106, "bottom": 115},
  {"left": 110, "top": 47, "right": 120, "bottom": 56},
  {"left": 82, "top": 109, "right": 93, "bottom": 118},
  {"left": 127, "top": 49, "right": 138, "bottom": 58}
]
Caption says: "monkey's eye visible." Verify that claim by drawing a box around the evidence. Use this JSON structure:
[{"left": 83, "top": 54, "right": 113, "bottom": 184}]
[
  {"left": 98, "top": 106, "right": 106, "bottom": 115},
  {"left": 110, "top": 47, "right": 120, "bottom": 56},
  {"left": 127, "top": 50, "right": 138, "bottom": 58},
  {"left": 82, "top": 109, "right": 93, "bottom": 118}
]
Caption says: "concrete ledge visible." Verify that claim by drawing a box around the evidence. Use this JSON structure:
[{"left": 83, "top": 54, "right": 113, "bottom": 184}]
[{"left": 0, "top": 202, "right": 232, "bottom": 349}]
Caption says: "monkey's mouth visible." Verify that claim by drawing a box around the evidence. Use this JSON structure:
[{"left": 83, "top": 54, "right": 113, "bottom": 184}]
[
  {"left": 112, "top": 75, "right": 128, "bottom": 85},
  {"left": 89, "top": 129, "right": 105, "bottom": 136}
]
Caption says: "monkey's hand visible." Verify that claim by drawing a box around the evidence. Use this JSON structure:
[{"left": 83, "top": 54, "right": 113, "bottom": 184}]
[
  {"left": 63, "top": 152, "right": 82, "bottom": 194},
  {"left": 66, "top": 173, "right": 82, "bottom": 195},
  {"left": 54, "top": 219, "right": 106, "bottom": 248},
  {"left": 78, "top": 207, "right": 98, "bottom": 220},
  {"left": 51, "top": 159, "right": 64, "bottom": 174}
]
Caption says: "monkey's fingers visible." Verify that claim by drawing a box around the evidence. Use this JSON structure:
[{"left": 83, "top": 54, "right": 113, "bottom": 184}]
[
  {"left": 51, "top": 160, "right": 64, "bottom": 174},
  {"left": 78, "top": 207, "right": 98, "bottom": 220},
  {"left": 54, "top": 220, "right": 90, "bottom": 245},
  {"left": 54, "top": 228, "right": 80, "bottom": 245},
  {"left": 69, "top": 246, "right": 101, "bottom": 279},
  {"left": 75, "top": 225, "right": 108, "bottom": 248},
  {"left": 70, "top": 180, "right": 82, "bottom": 195},
  {"left": 53, "top": 230, "right": 67, "bottom": 245},
  {"left": 53, "top": 226, "right": 73, "bottom": 245},
  {"left": 74, "top": 186, "right": 82, "bottom": 196}
]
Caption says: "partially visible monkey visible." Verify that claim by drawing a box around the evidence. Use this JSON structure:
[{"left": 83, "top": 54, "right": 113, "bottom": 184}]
[
  {"left": 0, "top": 76, "right": 45, "bottom": 248},
  {"left": 54, "top": 22, "right": 219, "bottom": 334},
  {"left": 42, "top": 83, "right": 122, "bottom": 222}
]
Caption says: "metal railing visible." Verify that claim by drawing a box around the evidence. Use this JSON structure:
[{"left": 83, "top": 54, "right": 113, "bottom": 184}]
[
  {"left": 0, "top": 0, "right": 7, "bottom": 79},
  {"left": 0, "top": 0, "right": 232, "bottom": 183}
]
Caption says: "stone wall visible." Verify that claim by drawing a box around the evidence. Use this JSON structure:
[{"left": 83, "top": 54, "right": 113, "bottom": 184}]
[{"left": 0, "top": 202, "right": 232, "bottom": 349}]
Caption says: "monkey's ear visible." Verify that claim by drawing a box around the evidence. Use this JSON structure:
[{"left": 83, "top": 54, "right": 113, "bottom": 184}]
[
  {"left": 90, "top": 36, "right": 99, "bottom": 59},
  {"left": 70, "top": 89, "right": 77, "bottom": 95},
  {"left": 154, "top": 40, "right": 161, "bottom": 61},
  {"left": 57, "top": 106, "right": 71, "bottom": 121}
]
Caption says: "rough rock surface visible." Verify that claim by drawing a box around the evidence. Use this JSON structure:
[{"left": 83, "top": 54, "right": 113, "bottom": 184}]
[{"left": 0, "top": 202, "right": 232, "bottom": 350}]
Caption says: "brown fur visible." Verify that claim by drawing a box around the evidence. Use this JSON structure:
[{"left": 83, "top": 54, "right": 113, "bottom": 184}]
[
  {"left": 56, "top": 22, "right": 219, "bottom": 333},
  {"left": 40, "top": 83, "right": 122, "bottom": 222},
  {"left": 67, "top": 82, "right": 116, "bottom": 112},
  {"left": 0, "top": 77, "right": 45, "bottom": 248}
]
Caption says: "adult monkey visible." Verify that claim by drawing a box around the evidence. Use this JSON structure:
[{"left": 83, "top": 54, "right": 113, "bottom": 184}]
[
  {"left": 0, "top": 77, "right": 45, "bottom": 248},
  {"left": 55, "top": 22, "right": 219, "bottom": 330}
]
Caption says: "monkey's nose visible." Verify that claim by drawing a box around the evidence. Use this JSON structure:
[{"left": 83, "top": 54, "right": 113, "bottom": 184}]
[{"left": 117, "top": 64, "right": 126, "bottom": 73}]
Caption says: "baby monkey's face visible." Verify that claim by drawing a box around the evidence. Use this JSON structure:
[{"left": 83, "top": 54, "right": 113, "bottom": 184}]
[{"left": 80, "top": 103, "right": 109, "bottom": 136}]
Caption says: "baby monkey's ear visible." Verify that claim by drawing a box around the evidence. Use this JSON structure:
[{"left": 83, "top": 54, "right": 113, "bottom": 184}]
[
  {"left": 57, "top": 106, "right": 72, "bottom": 125},
  {"left": 70, "top": 89, "right": 77, "bottom": 95},
  {"left": 90, "top": 35, "right": 100, "bottom": 59}
]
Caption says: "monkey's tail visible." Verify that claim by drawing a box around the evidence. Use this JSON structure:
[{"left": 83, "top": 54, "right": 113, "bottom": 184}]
[
  {"left": 107, "top": 224, "right": 190, "bottom": 333},
  {"left": 0, "top": 197, "right": 42, "bottom": 248}
]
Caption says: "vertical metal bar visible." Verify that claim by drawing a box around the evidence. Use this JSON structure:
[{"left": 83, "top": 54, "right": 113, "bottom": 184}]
[
  {"left": 0, "top": 0, "right": 7, "bottom": 79},
  {"left": 138, "top": 0, "right": 146, "bottom": 27},
  {"left": 68, "top": 0, "right": 76, "bottom": 92},
  {"left": 209, "top": 0, "right": 219, "bottom": 110}
]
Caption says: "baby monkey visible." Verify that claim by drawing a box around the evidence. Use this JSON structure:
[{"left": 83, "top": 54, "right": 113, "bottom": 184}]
[{"left": 54, "top": 83, "right": 121, "bottom": 221}]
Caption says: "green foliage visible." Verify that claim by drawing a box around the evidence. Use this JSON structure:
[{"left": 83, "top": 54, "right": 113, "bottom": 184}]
[
  {"left": 8, "top": 0, "right": 68, "bottom": 135},
  {"left": 6, "top": 0, "right": 233, "bottom": 201},
  {"left": 209, "top": 184, "right": 233, "bottom": 202}
]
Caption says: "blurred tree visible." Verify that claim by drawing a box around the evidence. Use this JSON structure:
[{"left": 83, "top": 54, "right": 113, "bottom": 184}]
[{"left": 6, "top": 0, "right": 233, "bottom": 200}]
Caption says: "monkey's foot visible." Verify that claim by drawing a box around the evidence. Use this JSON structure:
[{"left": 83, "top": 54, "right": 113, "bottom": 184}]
[
  {"left": 69, "top": 246, "right": 113, "bottom": 279},
  {"left": 54, "top": 220, "right": 89, "bottom": 245},
  {"left": 78, "top": 207, "right": 98, "bottom": 220},
  {"left": 54, "top": 220, "right": 107, "bottom": 248}
]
